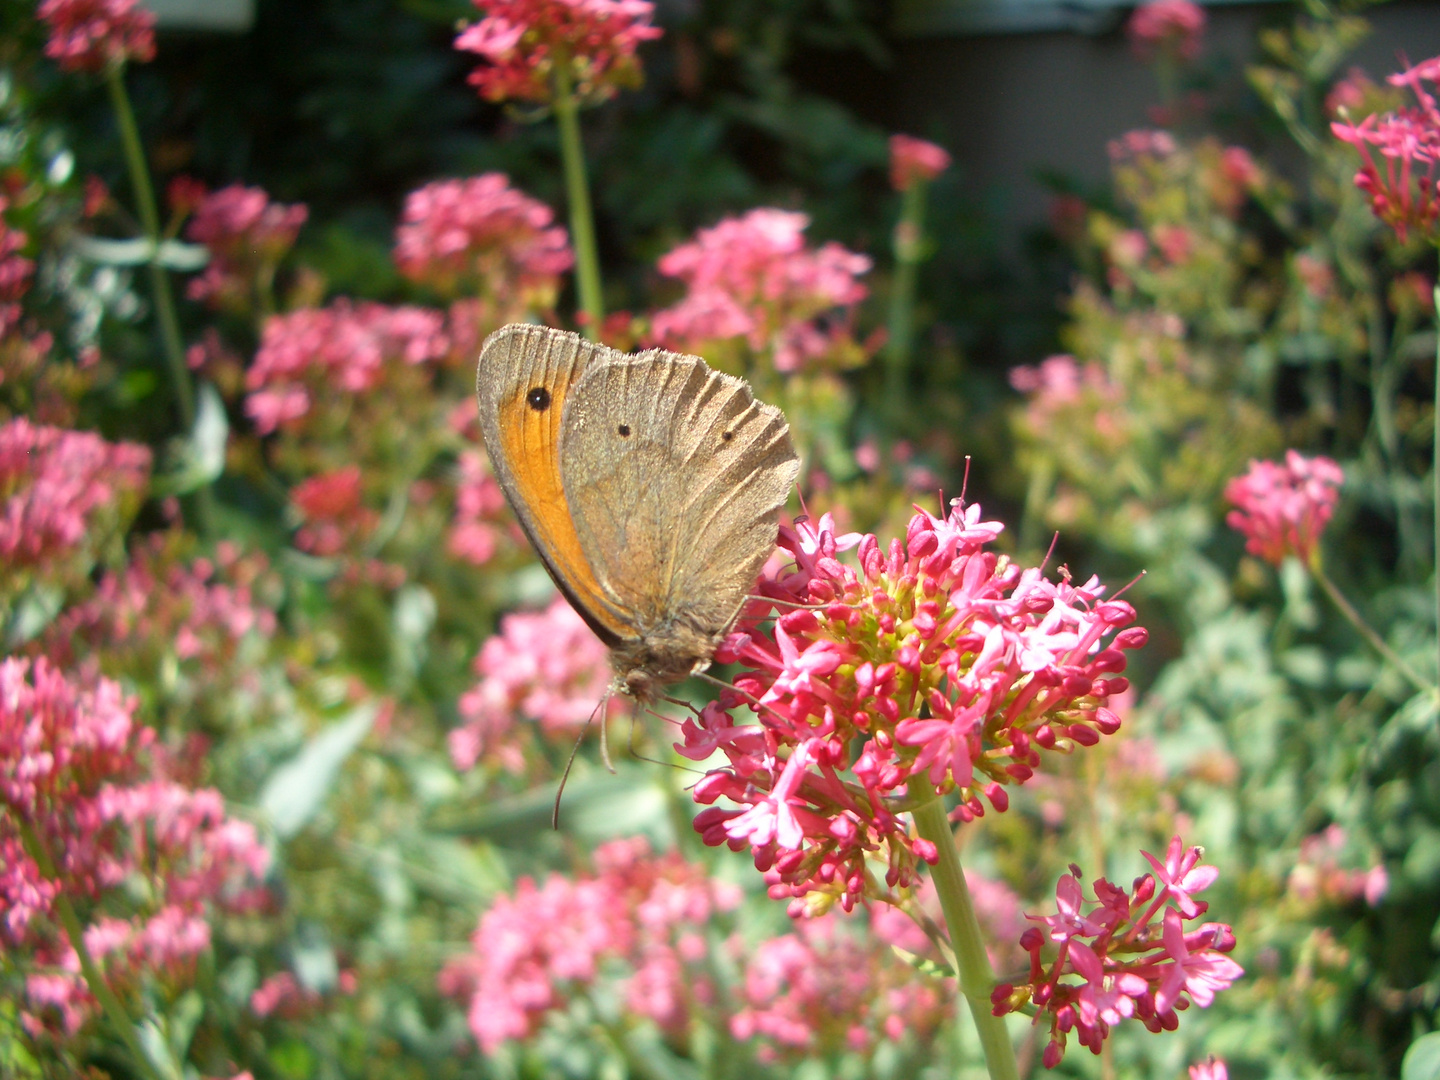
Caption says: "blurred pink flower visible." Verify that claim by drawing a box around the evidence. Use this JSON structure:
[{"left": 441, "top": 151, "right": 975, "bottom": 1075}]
[
  {"left": 0, "top": 658, "right": 268, "bottom": 1035},
  {"left": 245, "top": 301, "right": 449, "bottom": 434},
  {"left": 455, "top": 0, "right": 662, "bottom": 106},
  {"left": 870, "top": 872, "right": 1025, "bottom": 973},
  {"left": 185, "top": 184, "right": 308, "bottom": 312},
  {"left": 687, "top": 503, "right": 1146, "bottom": 916},
  {"left": 1127, "top": 0, "right": 1206, "bottom": 61},
  {"left": 889, "top": 135, "right": 951, "bottom": 192},
  {"left": 450, "top": 595, "right": 619, "bottom": 772},
  {"left": 650, "top": 208, "right": 871, "bottom": 372},
  {"left": 1224, "top": 450, "right": 1344, "bottom": 566},
  {"left": 439, "top": 838, "right": 737, "bottom": 1052},
  {"left": 992, "top": 838, "right": 1240, "bottom": 1066},
  {"left": 394, "top": 175, "right": 573, "bottom": 311},
  {"left": 1107, "top": 129, "right": 1177, "bottom": 162},
  {"left": 1331, "top": 56, "right": 1440, "bottom": 243},
  {"left": 0, "top": 418, "right": 150, "bottom": 576},
  {"left": 1286, "top": 825, "right": 1389, "bottom": 908},
  {"left": 447, "top": 449, "right": 516, "bottom": 566},
  {"left": 0, "top": 197, "right": 35, "bottom": 337},
  {"left": 37, "top": 0, "right": 155, "bottom": 72},
  {"left": 1190, "top": 1057, "right": 1229, "bottom": 1080},
  {"left": 291, "top": 465, "right": 378, "bottom": 557}
]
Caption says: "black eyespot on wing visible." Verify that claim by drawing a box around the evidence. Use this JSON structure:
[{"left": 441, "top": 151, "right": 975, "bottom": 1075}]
[
  {"left": 721, "top": 430, "right": 734, "bottom": 442},
  {"left": 526, "top": 387, "right": 552, "bottom": 411},
  {"left": 617, "top": 424, "right": 631, "bottom": 437}
]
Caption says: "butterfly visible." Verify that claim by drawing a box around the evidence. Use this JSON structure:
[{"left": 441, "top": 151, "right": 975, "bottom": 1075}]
[{"left": 475, "top": 323, "right": 801, "bottom": 704}]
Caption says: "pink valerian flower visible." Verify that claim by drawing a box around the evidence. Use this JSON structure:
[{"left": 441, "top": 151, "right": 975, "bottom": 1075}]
[
  {"left": 455, "top": 0, "right": 662, "bottom": 106},
  {"left": 0, "top": 659, "right": 269, "bottom": 1036},
  {"left": 1286, "top": 824, "right": 1389, "bottom": 909},
  {"left": 447, "top": 449, "right": 521, "bottom": 565},
  {"left": 1190, "top": 1057, "right": 1228, "bottom": 1080},
  {"left": 184, "top": 184, "right": 309, "bottom": 313},
  {"left": 889, "top": 135, "right": 951, "bottom": 192},
  {"left": 290, "top": 466, "right": 379, "bottom": 557},
  {"left": 1331, "top": 56, "right": 1440, "bottom": 244},
  {"left": 249, "top": 968, "right": 356, "bottom": 1019},
  {"left": 244, "top": 301, "right": 449, "bottom": 434},
  {"left": 730, "top": 914, "right": 947, "bottom": 1061},
  {"left": 991, "top": 838, "right": 1241, "bottom": 1068},
  {"left": 1107, "top": 129, "right": 1178, "bottom": 163},
  {"left": 449, "top": 595, "right": 621, "bottom": 772},
  {"left": 1127, "top": 0, "right": 1206, "bottom": 61},
  {"left": 394, "top": 174, "right": 572, "bottom": 305},
  {"left": 1010, "top": 354, "right": 1126, "bottom": 441},
  {"left": 0, "top": 197, "right": 35, "bottom": 337},
  {"left": 0, "top": 417, "right": 150, "bottom": 581},
  {"left": 37, "top": 0, "right": 155, "bottom": 72},
  {"left": 686, "top": 500, "right": 1148, "bottom": 917},
  {"left": 650, "top": 209, "right": 872, "bottom": 373},
  {"left": 439, "top": 838, "right": 738, "bottom": 1053},
  {"left": 1224, "top": 450, "right": 1344, "bottom": 567}
]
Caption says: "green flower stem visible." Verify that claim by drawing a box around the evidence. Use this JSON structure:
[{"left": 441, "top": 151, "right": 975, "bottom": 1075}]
[
  {"left": 1313, "top": 564, "right": 1437, "bottom": 699},
  {"left": 105, "top": 65, "right": 193, "bottom": 429},
  {"left": 551, "top": 57, "right": 604, "bottom": 338},
  {"left": 886, "top": 180, "right": 927, "bottom": 418},
  {"left": 1433, "top": 272, "right": 1439, "bottom": 689},
  {"left": 17, "top": 820, "right": 164, "bottom": 1080},
  {"left": 912, "top": 797, "right": 1019, "bottom": 1080}
]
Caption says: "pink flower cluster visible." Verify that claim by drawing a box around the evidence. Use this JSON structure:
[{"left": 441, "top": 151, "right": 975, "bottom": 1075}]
[
  {"left": 992, "top": 837, "right": 1243, "bottom": 1067},
  {"left": 447, "top": 449, "right": 518, "bottom": 566},
  {"left": 37, "top": 0, "right": 155, "bottom": 73},
  {"left": 0, "top": 197, "right": 35, "bottom": 337},
  {"left": 450, "top": 595, "right": 619, "bottom": 772},
  {"left": 0, "top": 658, "right": 269, "bottom": 1036},
  {"left": 185, "top": 184, "right": 309, "bottom": 312},
  {"left": 730, "top": 914, "right": 946, "bottom": 1060},
  {"left": 1331, "top": 56, "right": 1440, "bottom": 244},
  {"left": 44, "top": 534, "right": 277, "bottom": 678},
  {"left": 1286, "top": 825, "right": 1388, "bottom": 909},
  {"left": 1010, "top": 355, "right": 1125, "bottom": 439},
  {"left": 650, "top": 209, "right": 872, "bottom": 373},
  {"left": 1127, "top": 0, "right": 1206, "bottom": 61},
  {"left": 1107, "top": 129, "right": 1178, "bottom": 162},
  {"left": 1224, "top": 450, "right": 1344, "bottom": 567},
  {"left": 0, "top": 418, "right": 150, "bottom": 576},
  {"left": 889, "top": 135, "right": 951, "bottom": 192},
  {"left": 684, "top": 504, "right": 1147, "bottom": 916},
  {"left": 439, "top": 838, "right": 738, "bottom": 1051},
  {"left": 455, "top": 0, "right": 662, "bottom": 106},
  {"left": 394, "top": 174, "right": 573, "bottom": 301},
  {"left": 245, "top": 301, "right": 449, "bottom": 434}
]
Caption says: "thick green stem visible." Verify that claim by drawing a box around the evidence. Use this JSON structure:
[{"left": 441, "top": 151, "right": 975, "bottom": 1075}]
[
  {"left": 1314, "top": 565, "right": 1437, "bottom": 699},
  {"left": 886, "top": 181, "right": 927, "bottom": 418},
  {"left": 106, "top": 65, "right": 193, "bottom": 429},
  {"left": 912, "top": 798, "right": 1019, "bottom": 1080},
  {"left": 18, "top": 821, "right": 165, "bottom": 1080},
  {"left": 551, "top": 59, "right": 604, "bottom": 338}
]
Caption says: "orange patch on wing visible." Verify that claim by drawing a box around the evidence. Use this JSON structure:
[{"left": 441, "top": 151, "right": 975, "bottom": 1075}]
[{"left": 497, "top": 380, "right": 631, "bottom": 643}]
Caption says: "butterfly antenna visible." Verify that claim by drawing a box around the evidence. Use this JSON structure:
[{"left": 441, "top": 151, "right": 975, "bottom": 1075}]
[
  {"left": 552, "top": 692, "right": 609, "bottom": 830},
  {"left": 660, "top": 693, "right": 703, "bottom": 719}
]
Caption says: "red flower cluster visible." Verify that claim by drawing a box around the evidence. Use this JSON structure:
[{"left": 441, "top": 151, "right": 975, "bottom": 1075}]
[
  {"left": 992, "top": 837, "right": 1242, "bottom": 1067},
  {"left": 0, "top": 659, "right": 269, "bottom": 1036},
  {"left": 889, "top": 135, "right": 951, "bottom": 193},
  {"left": 245, "top": 301, "right": 449, "bottom": 434},
  {"left": 1331, "top": 56, "right": 1440, "bottom": 244},
  {"left": 455, "top": 0, "right": 662, "bottom": 106},
  {"left": 184, "top": 184, "right": 309, "bottom": 313},
  {"left": 650, "top": 209, "right": 872, "bottom": 372},
  {"left": 1224, "top": 450, "right": 1344, "bottom": 567},
  {"left": 684, "top": 504, "right": 1146, "bottom": 916},
  {"left": 1126, "top": 0, "right": 1206, "bottom": 61},
  {"left": 37, "top": 0, "right": 154, "bottom": 73},
  {"left": 290, "top": 466, "right": 379, "bottom": 557},
  {"left": 0, "top": 418, "right": 150, "bottom": 578},
  {"left": 439, "top": 837, "right": 739, "bottom": 1051}
]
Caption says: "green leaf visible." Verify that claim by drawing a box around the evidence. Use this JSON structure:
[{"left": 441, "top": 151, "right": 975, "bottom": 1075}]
[
  {"left": 258, "top": 703, "right": 378, "bottom": 838},
  {"left": 1403, "top": 1032, "right": 1440, "bottom": 1080}
]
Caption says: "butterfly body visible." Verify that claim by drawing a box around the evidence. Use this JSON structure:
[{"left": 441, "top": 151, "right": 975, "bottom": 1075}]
[{"left": 476, "top": 324, "right": 800, "bottom": 702}]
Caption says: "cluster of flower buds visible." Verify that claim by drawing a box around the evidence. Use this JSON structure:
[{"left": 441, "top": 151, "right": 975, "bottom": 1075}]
[
  {"left": 991, "top": 837, "right": 1243, "bottom": 1067},
  {"left": 683, "top": 501, "right": 1147, "bottom": 916}
]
